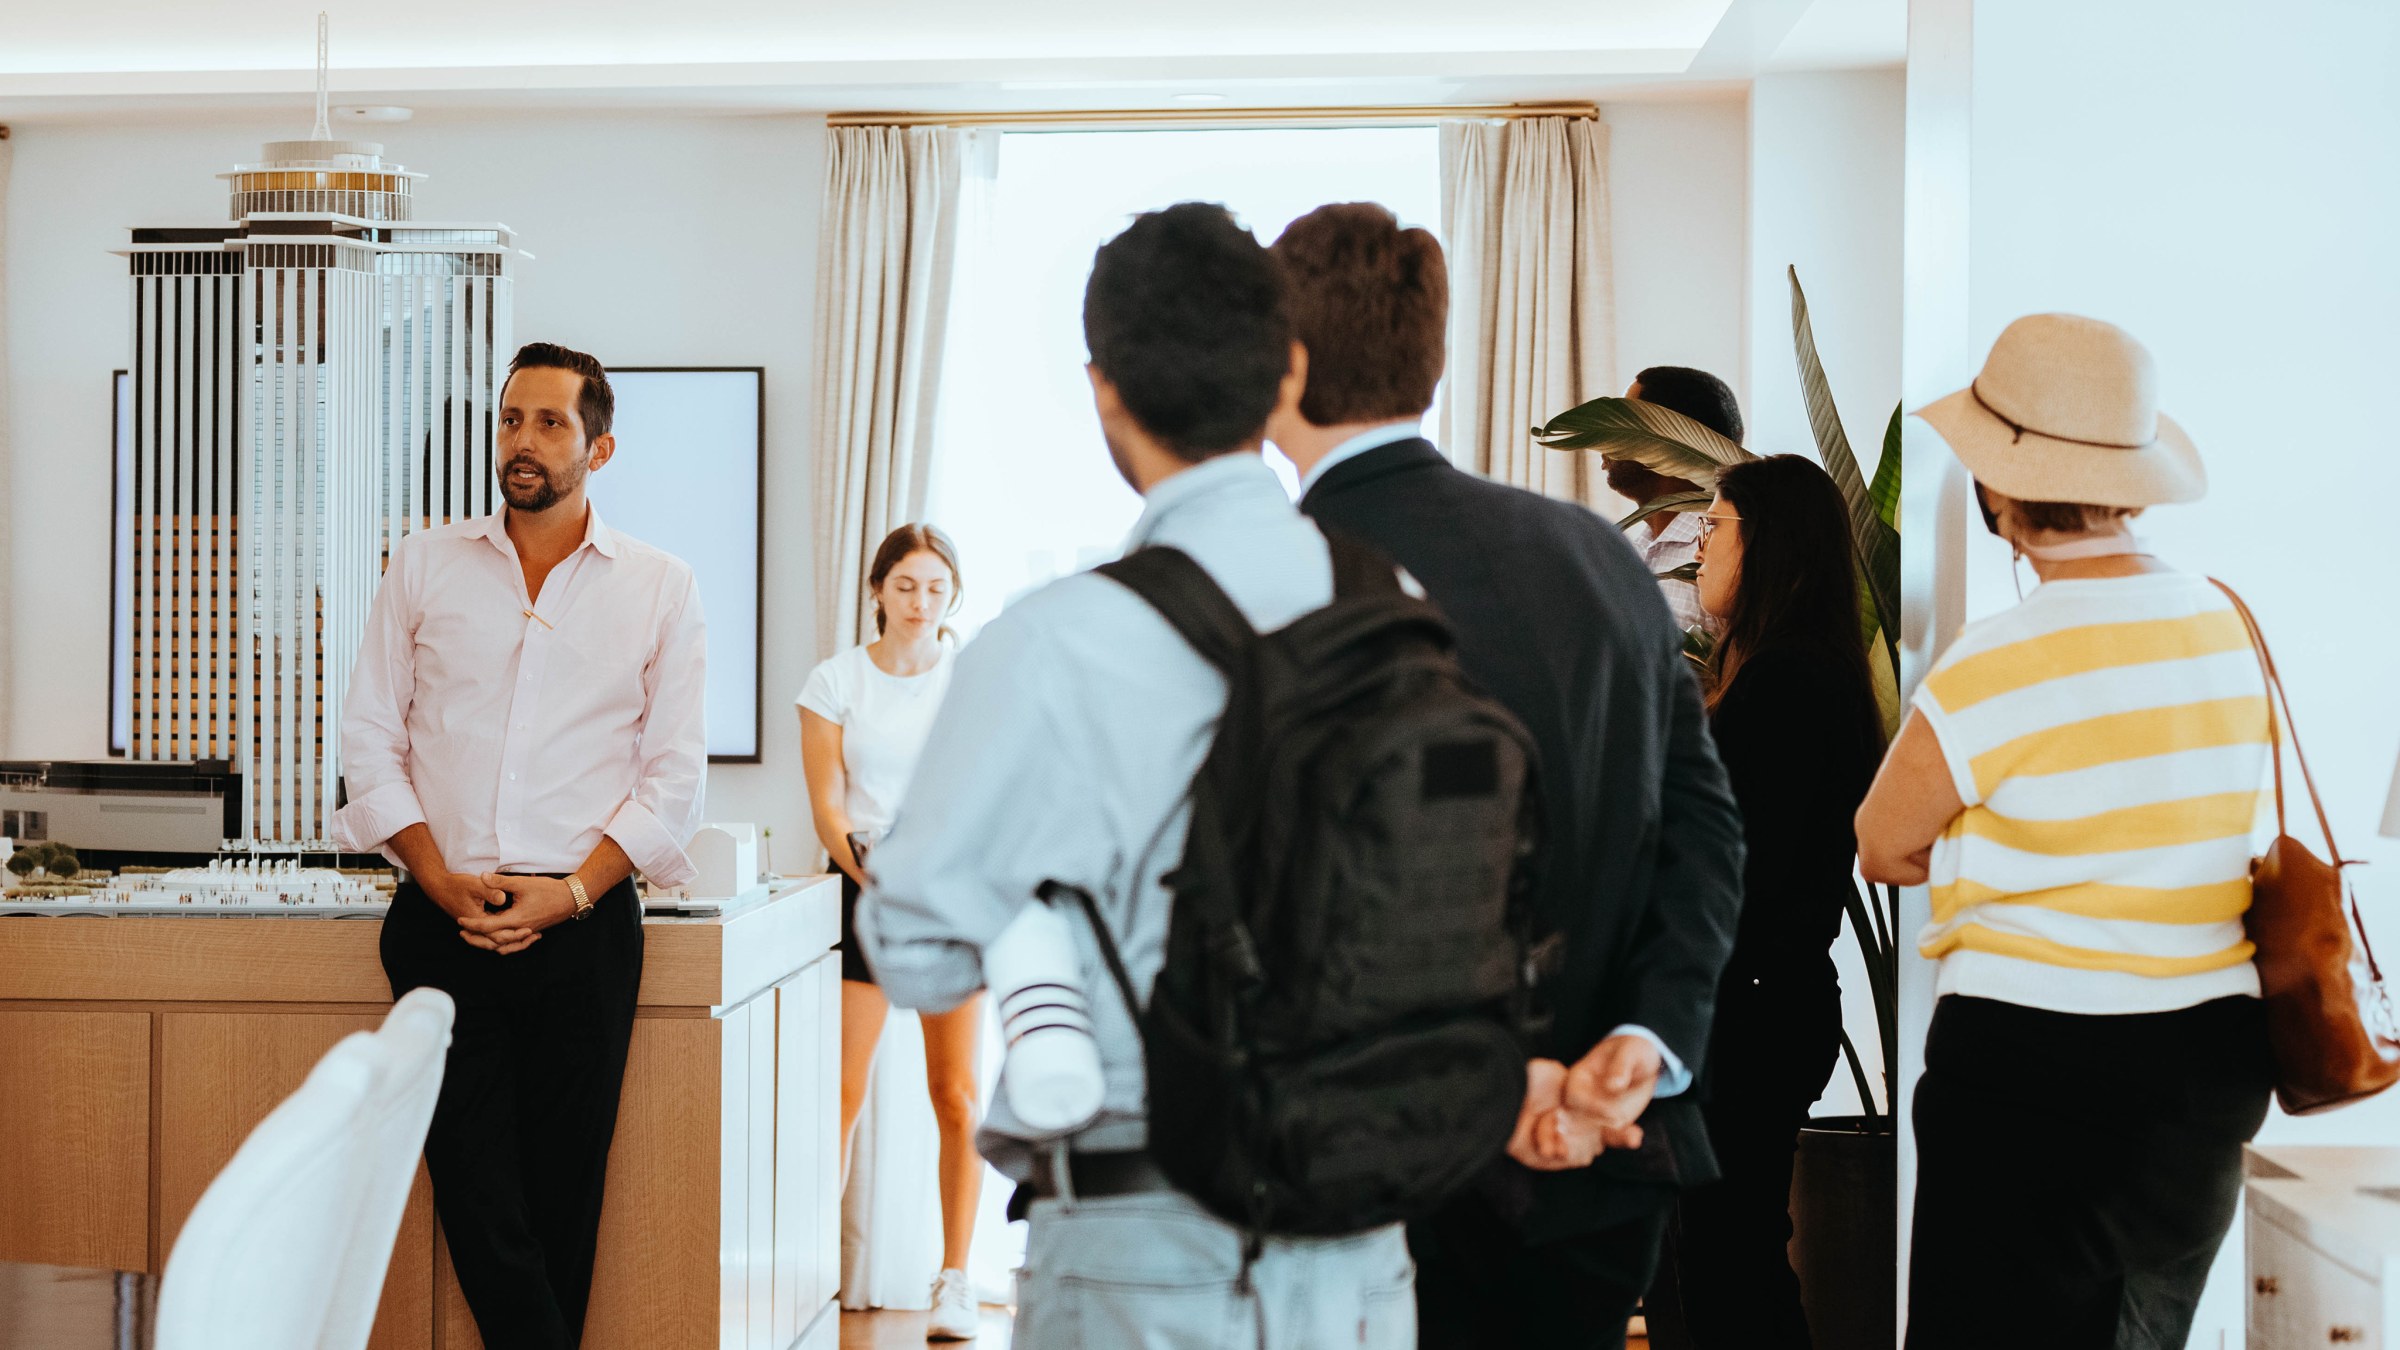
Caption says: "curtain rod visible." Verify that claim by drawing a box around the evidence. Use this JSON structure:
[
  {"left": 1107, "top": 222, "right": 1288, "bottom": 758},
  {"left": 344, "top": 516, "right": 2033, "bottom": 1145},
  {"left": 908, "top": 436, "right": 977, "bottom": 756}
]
[{"left": 826, "top": 102, "right": 1597, "bottom": 130}]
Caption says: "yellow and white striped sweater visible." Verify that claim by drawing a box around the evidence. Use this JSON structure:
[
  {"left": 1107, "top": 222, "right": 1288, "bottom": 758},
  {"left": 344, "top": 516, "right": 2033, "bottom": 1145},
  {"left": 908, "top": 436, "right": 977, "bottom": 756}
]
[{"left": 1914, "top": 572, "right": 2270, "bottom": 1014}]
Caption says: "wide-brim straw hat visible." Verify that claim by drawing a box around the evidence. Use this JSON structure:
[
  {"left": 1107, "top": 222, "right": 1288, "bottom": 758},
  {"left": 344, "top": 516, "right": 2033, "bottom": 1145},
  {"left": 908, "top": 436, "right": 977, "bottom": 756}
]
[{"left": 1915, "top": 313, "right": 2205, "bottom": 508}]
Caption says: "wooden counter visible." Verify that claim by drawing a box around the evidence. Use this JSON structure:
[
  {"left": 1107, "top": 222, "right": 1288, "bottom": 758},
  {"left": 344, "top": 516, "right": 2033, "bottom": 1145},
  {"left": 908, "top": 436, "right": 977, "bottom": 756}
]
[{"left": 0, "top": 876, "right": 844, "bottom": 1350}]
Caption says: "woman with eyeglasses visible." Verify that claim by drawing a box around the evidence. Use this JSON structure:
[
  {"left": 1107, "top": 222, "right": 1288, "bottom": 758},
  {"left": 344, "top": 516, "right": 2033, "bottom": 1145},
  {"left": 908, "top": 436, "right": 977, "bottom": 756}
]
[{"left": 1645, "top": 454, "right": 1886, "bottom": 1350}]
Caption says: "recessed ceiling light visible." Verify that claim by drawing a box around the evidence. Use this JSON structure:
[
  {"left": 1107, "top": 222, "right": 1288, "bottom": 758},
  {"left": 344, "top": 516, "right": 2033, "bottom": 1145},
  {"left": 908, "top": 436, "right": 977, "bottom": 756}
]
[
  {"left": 1173, "top": 93, "right": 1227, "bottom": 105},
  {"left": 334, "top": 105, "right": 413, "bottom": 123}
]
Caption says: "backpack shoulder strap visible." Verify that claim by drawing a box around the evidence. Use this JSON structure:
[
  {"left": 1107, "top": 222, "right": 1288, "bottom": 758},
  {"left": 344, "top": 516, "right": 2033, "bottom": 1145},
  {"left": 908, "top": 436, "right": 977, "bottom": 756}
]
[
  {"left": 1320, "top": 528, "right": 1405, "bottom": 599},
  {"left": 1095, "top": 546, "right": 1253, "bottom": 674}
]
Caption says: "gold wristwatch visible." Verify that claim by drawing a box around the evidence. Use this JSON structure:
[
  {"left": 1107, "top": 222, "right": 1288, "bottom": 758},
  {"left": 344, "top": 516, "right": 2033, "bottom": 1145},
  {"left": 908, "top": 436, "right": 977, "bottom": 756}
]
[{"left": 567, "top": 875, "right": 594, "bottom": 920}]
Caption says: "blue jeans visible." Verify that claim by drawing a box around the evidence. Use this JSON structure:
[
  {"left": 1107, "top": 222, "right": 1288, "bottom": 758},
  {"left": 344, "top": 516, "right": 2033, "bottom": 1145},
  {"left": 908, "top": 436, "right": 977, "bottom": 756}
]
[{"left": 1014, "top": 1189, "right": 1415, "bottom": 1350}]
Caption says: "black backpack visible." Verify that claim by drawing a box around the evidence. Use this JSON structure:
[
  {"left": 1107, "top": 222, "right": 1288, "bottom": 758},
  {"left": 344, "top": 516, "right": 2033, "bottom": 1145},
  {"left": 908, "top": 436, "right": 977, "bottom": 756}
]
[{"left": 1051, "top": 532, "right": 1547, "bottom": 1239}]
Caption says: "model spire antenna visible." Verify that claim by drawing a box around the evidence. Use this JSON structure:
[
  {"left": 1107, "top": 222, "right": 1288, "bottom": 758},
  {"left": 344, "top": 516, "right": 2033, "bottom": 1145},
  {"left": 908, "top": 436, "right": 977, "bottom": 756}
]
[{"left": 310, "top": 12, "right": 331, "bottom": 141}]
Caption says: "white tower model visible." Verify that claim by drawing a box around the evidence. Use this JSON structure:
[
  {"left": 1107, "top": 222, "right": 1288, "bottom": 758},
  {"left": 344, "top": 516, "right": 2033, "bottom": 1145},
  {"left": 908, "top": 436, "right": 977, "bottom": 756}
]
[{"left": 119, "top": 17, "right": 517, "bottom": 848}]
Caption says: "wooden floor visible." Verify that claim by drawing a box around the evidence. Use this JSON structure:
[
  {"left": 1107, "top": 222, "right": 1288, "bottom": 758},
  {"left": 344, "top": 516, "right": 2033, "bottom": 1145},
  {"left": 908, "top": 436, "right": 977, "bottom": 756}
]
[
  {"left": 838, "top": 1307, "right": 1647, "bottom": 1348},
  {"left": 840, "top": 1306, "right": 1016, "bottom": 1348}
]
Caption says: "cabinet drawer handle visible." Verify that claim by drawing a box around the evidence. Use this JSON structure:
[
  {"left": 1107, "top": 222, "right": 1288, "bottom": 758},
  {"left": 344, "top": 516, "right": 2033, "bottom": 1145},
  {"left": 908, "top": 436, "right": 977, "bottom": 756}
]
[
  {"left": 2329, "top": 1328, "right": 2365, "bottom": 1343},
  {"left": 2257, "top": 1277, "right": 2281, "bottom": 1295}
]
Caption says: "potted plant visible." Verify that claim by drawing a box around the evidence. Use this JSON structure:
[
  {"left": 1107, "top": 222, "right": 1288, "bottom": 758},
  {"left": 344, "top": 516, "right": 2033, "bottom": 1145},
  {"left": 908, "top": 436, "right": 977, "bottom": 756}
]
[{"left": 1536, "top": 267, "right": 1903, "bottom": 1350}]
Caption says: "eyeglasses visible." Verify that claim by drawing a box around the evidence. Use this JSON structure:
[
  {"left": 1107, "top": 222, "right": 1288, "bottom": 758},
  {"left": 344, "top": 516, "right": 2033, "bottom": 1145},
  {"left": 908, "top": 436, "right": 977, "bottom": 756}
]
[{"left": 1697, "top": 512, "right": 1741, "bottom": 543}]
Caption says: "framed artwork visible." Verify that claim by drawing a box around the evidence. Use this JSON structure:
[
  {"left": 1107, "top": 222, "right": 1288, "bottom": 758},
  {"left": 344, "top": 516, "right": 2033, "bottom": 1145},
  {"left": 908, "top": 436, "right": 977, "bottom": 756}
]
[
  {"left": 109, "top": 369, "right": 130, "bottom": 756},
  {"left": 591, "top": 367, "right": 766, "bottom": 763}
]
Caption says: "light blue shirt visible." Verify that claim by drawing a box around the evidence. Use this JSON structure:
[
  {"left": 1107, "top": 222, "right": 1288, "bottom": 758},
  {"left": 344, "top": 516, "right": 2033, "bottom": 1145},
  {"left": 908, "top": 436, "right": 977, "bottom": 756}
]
[{"left": 861, "top": 452, "right": 1335, "bottom": 1177}]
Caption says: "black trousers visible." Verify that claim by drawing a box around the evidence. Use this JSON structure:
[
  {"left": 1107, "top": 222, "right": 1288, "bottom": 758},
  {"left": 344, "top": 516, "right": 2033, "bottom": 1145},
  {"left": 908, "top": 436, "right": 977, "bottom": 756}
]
[
  {"left": 1646, "top": 979, "right": 1841, "bottom": 1350},
  {"left": 381, "top": 878, "right": 644, "bottom": 1350},
  {"left": 1410, "top": 1186, "right": 1672, "bottom": 1350},
  {"left": 1906, "top": 994, "right": 2271, "bottom": 1350}
]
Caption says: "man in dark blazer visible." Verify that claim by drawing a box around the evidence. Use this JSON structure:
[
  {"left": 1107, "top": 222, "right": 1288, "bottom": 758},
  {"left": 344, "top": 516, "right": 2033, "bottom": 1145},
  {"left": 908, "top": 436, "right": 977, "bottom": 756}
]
[{"left": 1267, "top": 203, "right": 1746, "bottom": 1350}]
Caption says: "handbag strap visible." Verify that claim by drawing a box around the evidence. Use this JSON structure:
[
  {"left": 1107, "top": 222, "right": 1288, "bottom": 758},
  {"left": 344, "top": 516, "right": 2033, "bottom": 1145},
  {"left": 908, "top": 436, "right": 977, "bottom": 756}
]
[
  {"left": 2209, "top": 578, "right": 2383, "bottom": 983},
  {"left": 2208, "top": 579, "right": 2339, "bottom": 855}
]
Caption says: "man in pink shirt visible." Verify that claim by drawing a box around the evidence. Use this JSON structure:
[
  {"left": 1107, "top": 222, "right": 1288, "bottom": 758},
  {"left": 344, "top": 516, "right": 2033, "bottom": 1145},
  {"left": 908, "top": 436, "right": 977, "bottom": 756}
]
[{"left": 333, "top": 342, "right": 707, "bottom": 1350}]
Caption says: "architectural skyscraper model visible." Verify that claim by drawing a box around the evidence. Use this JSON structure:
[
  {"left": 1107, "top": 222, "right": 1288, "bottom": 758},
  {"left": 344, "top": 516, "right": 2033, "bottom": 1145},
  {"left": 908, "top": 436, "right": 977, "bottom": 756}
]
[{"left": 118, "top": 19, "right": 518, "bottom": 846}]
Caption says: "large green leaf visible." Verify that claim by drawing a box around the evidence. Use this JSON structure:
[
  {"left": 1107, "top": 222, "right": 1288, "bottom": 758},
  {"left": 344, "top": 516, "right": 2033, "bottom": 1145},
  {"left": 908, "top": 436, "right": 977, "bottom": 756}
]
[
  {"left": 1870, "top": 402, "right": 1903, "bottom": 533},
  {"left": 1655, "top": 561, "right": 1701, "bottom": 584},
  {"left": 1841, "top": 877, "right": 1899, "bottom": 1119},
  {"left": 1533, "top": 396, "right": 1757, "bottom": 487},
  {"left": 1616, "top": 490, "right": 1714, "bottom": 532},
  {"left": 1867, "top": 621, "right": 1902, "bottom": 740},
  {"left": 1790, "top": 266, "right": 1902, "bottom": 665}
]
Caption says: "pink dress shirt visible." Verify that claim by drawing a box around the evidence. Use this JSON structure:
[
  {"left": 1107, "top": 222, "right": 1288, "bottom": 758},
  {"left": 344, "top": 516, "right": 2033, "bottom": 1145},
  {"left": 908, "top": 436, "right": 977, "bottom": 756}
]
[{"left": 331, "top": 508, "right": 708, "bottom": 889}]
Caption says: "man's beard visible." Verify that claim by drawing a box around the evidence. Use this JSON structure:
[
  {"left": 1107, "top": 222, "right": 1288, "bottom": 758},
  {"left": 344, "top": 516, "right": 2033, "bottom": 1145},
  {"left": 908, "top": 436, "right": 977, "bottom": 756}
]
[{"left": 500, "top": 453, "right": 588, "bottom": 513}]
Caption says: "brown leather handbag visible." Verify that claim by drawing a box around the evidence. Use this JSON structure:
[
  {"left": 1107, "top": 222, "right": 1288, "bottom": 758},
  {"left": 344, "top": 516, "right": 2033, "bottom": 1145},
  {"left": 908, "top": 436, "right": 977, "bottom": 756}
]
[{"left": 2214, "top": 580, "right": 2400, "bottom": 1115}]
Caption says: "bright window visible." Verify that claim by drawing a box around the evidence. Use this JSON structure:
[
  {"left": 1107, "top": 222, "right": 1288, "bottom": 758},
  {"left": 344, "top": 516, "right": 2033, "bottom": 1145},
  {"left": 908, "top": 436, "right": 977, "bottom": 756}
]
[
  {"left": 912, "top": 126, "right": 1440, "bottom": 1299},
  {"left": 924, "top": 126, "right": 1441, "bottom": 639}
]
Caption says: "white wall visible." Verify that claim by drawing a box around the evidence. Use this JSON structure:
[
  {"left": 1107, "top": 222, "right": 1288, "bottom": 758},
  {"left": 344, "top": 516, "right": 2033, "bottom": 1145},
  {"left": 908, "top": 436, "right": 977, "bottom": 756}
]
[
  {"left": 1607, "top": 97, "right": 1752, "bottom": 407},
  {"left": 1, "top": 111, "right": 828, "bottom": 846},
  {"left": 1744, "top": 68, "right": 1907, "bottom": 1119},
  {"left": 1904, "top": 3, "right": 2400, "bottom": 1344},
  {"left": 1748, "top": 70, "right": 1904, "bottom": 466}
]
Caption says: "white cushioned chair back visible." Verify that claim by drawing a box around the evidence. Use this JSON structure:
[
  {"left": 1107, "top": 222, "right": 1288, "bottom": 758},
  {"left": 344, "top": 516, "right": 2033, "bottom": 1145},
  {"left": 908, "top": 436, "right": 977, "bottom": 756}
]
[{"left": 155, "top": 987, "right": 455, "bottom": 1350}]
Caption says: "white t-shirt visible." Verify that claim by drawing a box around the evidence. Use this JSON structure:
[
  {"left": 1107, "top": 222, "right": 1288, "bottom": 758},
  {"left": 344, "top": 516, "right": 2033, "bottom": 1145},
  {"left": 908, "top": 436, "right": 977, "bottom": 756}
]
[{"left": 796, "top": 640, "right": 957, "bottom": 837}]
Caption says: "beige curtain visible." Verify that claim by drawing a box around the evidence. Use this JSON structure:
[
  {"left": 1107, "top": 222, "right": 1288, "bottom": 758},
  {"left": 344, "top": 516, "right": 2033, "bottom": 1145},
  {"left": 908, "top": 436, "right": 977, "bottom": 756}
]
[
  {"left": 810, "top": 122, "right": 1008, "bottom": 1312},
  {"left": 811, "top": 125, "right": 978, "bottom": 653},
  {"left": 1438, "top": 117, "right": 1615, "bottom": 505}
]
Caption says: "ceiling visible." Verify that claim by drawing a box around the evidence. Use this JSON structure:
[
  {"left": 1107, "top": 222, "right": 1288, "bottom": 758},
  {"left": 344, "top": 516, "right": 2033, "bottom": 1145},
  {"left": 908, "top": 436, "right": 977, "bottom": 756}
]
[{"left": 0, "top": 0, "right": 1904, "bottom": 125}]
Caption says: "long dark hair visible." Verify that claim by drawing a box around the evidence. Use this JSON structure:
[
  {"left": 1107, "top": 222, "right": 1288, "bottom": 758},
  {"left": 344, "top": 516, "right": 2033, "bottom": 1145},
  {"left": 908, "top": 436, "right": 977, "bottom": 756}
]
[
  {"left": 1708, "top": 455, "right": 1875, "bottom": 714},
  {"left": 866, "top": 523, "right": 963, "bottom": 637}
]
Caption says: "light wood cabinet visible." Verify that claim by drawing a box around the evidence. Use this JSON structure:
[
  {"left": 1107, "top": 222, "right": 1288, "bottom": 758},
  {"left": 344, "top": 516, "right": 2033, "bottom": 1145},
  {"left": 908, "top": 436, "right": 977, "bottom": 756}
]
[
  {"left": 2246, "top": 1168, "right": 2400, "bottom": 1349},
  {"left": 0, "top": 1011, "right": 151, "bottom": 1274},
  {"left": 0, "top": 877, "right": 842, "bottom": 1350}
]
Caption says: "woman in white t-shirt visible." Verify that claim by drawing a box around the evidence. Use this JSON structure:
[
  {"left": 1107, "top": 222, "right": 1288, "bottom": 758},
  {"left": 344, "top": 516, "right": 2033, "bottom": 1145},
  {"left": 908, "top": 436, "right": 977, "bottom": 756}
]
[{"left": 798, "top": 523, "right": 980, "bottom": 1338}]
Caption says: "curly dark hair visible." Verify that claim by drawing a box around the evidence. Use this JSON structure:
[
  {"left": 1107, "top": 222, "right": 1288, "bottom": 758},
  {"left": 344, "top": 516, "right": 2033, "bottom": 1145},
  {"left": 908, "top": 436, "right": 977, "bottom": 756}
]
[{"left": 1082, "top": 202, "right": 1291, "bottom": 461}]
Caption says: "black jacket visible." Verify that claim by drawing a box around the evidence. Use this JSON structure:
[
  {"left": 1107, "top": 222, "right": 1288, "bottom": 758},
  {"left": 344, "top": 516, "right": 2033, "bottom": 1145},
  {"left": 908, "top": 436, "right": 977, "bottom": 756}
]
[
  {"left": 1708, "top": 646, "right": 1883, "bottom": 995},
  {"left": 1302, "top": 438, "right": 1746, "bottom": 1240}
]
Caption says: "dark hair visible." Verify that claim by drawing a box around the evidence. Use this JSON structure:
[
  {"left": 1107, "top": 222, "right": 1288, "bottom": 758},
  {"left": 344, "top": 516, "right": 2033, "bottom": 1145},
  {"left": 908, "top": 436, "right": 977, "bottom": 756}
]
[
  {"left": 1270, "top": 202, "right": 1446, "bottom": 425},
  {"left": 866, "top": 523, "right": 963, "bottom": 637},
  {"left": 1634, "top": 365, "right": 1744, "bottom": 445},
  {"left": 1708, "top": 455, "right": 1876, "bottom": 719},
  {"left": 1082, "top": 202, "right": 1291, "bottom": 461},
  {"left": 506, "top": 342, "right": 615, "bottom": 442},
  {"left": 2011, "top": 497, "right": 2141, "bottom": 534}
]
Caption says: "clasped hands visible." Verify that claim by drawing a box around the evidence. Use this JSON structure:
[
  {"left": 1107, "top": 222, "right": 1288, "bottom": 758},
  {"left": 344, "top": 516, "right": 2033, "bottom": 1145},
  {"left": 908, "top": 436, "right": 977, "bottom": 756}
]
[
  {"left": 1506, "top": 1034, "right": 1659, "bottom": 1172},
  {"left": 423, "top": 870, "right": 579, "bottom": 955}
]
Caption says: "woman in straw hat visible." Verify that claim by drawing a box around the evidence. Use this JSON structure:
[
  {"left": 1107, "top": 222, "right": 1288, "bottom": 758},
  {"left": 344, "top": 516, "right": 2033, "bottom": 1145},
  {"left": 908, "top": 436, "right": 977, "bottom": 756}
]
[{"left": 1857, "top": 315, "right": 2274, "bottom": 1349}]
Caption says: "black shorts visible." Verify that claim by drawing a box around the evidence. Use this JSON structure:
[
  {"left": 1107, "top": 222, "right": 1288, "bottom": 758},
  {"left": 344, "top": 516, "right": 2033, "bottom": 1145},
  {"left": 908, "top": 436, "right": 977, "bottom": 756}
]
[{"left": 839, "top": 873, "right": 876, "bottom": 985}]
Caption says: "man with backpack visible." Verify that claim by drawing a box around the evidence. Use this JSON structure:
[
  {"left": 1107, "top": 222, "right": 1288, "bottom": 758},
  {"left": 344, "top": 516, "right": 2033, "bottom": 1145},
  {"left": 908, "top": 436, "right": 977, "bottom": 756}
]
[
  {"left": 1267, "top": 203, "right": 1746, "bottom": 1350},
  {"left": 866, "top": 201, "right": 1542, "bottom": 1346}
]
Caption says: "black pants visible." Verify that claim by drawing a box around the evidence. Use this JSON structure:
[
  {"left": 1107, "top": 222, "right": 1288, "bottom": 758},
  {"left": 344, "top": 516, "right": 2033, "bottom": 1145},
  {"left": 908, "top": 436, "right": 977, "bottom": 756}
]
[
  {"left": 1410, "top": 1187, "right": 1671, "bottom": 1350},
  {"left": 381, "top": 878, "right": 644, "bottom": 1350},
  {"left": 1647, "top": 980, "right": 1841, "bottom": 1350},
  {"left": 1906, "top": 995, "right": 2271, "bottom": 1350}
]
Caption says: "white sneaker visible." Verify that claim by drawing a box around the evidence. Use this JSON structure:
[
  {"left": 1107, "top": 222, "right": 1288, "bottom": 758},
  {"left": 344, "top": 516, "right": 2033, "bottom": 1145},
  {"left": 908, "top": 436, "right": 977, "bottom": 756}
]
[{"left": 927, "top": 1268, "right": 979, "bottom": 1342}]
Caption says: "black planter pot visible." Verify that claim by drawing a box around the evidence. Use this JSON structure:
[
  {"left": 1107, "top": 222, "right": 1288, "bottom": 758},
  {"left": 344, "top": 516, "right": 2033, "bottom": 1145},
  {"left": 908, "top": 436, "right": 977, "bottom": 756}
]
[{"left": 1790, "top": 1115, "right": 1898, "bottom": 1350}]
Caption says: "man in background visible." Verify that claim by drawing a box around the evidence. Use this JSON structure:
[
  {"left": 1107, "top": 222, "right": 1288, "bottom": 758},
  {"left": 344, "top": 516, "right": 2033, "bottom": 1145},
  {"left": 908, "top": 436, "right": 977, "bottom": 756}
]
[
  {"left": 1602, "top": 365, "right": 1747, "bottom": 635},
  {"left": 335, "top": 342, "right": 708, "bottom": 1350},
  {"left": 1268, "top": 203, "right": 1744, "bottom": 1350}
]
